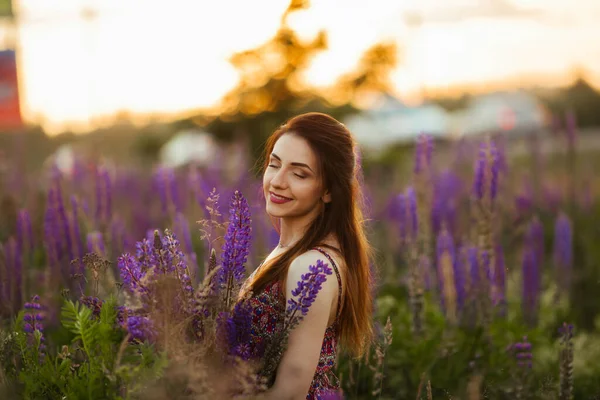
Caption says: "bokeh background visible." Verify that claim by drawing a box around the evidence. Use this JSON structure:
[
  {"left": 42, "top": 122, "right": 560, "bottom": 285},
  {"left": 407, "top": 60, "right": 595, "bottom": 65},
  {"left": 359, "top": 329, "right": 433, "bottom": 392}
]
[{"left": 1, "top": 0, "right": 600, "bottom": 398}]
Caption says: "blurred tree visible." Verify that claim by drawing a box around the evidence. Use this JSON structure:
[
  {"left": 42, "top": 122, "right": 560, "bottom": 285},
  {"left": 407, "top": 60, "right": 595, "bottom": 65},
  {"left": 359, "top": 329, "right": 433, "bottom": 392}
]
[
  {"left": 180, "top": 0, "right": 400, "bottom": 165},
  {"left": 535, "top": 74, "right": 600, "bottom": 129}
]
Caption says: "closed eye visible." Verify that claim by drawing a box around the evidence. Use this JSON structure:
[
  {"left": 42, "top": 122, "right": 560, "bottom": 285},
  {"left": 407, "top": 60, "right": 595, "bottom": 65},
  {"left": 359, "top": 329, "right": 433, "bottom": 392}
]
[
  {"left": 268, "top": 164, "right": 279, "bottom": 168},
  {"left": 294, "top": 174, "right": 306, "bottom": 179}
]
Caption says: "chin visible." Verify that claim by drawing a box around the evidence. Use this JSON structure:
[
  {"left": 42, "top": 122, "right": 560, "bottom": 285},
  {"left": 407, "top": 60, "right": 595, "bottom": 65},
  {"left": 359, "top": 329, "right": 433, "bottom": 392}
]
[{"left": 265, "top": 203, "right": 282, "bottom": 217}]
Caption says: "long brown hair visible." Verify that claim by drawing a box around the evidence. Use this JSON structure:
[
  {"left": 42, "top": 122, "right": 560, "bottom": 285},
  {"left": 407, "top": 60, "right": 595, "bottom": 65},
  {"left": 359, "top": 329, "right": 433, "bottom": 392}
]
[{"left": 248, "top": 112, "right": 374, "bottom": 358}]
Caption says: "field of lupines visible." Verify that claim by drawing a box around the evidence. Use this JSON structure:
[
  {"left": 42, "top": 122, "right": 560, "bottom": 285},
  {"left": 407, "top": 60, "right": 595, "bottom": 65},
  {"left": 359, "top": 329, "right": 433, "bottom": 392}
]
[{"left": 1, "top": 118, "right": 600, "bottom": 399}]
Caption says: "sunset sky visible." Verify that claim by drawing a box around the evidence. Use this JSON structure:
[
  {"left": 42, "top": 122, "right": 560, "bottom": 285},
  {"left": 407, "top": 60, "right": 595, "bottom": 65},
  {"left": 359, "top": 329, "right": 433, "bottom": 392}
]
[{"left": 2, "top": 0, "right": 600, "bottom": 134}]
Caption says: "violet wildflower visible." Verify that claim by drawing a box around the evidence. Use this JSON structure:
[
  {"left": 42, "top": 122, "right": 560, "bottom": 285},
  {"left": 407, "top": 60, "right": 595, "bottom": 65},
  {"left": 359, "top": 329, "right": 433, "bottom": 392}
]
[
  {"left": 87, "top": 231, "right": 106, "bottom": 257},
  {"left": 23, "top": 295, "right": 46, "bottom": 363},
  {"left": 154, "top": 167, "right": 178, "bottom": 214},
  {"left": 285, "top": 259, "right": 333, "bottom": 330},
  {"left": 468, "top": 246, "right": 479, "bottom": 289},
  {"left": 162, "top": 230, "right": 194, "bottom": 299},
  {"left": 53, "top": 172, "right": 73, "bottom": 264},
  {"left": 436, "top": 229, "right": 458, "bottom": 323},
  {"left": 406, "top": 186, "right": 418, "bottom": 240},
  {"left": 70, "top": 196, "right": 85, "bottom": 273},
  {"left": 507, "top": 336, "right": 533, "bottom": 369},
  {"left": 525, "top": 217, "right": 545, "bottom": 269},
  {"left": 431, "top": 170, "right": 462, "bottom": 235},
  {"left": 218, "top": 191, "right": 252, "bottom": 306},
  {"left": 94, "top": 165, "right": 112, "bottom": 223},
  {"left": 493, "top": 244, "right": 507, "bottom": 316},
  {"left": 489, "top": 141, "right": 501, "bottom": 201},
  {"left": 110, "top": 217, "right": 126, "bottom": 258},
  {"left": 217, "top": 301, "right": 253, "bottom": 360},
  {"left": 4, "top": 237, "right": 22, "bottom": 311},
  {"left": 522, "top": 246, "right": 540, "bottom": 327},
  {"left": 388, "top": 193, "right": 408, "bottom": 243},
  {"left": 173, "top": 212, "right": 198, "bottom": 275},
  {"left": 118, "top": 253, "right": 146, "bottom": 294},
  {"left": 553, "top": 213, "right": 573, "bottom": 294},
  {"left": 414, "top": 132, "right": 433, "bottom": 174},
  {"left": 80, "top": 295, "right": 103, "bottom": 318},
  {"left": 473, "top": 142, "right": 487, "bottom": 200},
  {"left": 43, "top": 187, "right": 60, "bottom": 270},
  {"left": 16, "top": 208, "right": 33, "bottom": 253},
  {"left": 126, "top": 315, "right": 155, "bottom": 343}
]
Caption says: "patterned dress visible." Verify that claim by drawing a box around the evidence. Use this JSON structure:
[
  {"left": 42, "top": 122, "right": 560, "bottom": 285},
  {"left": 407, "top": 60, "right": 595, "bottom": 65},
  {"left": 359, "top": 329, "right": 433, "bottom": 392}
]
[{"left": 242, "top": 247, "right": 343, "bottom": 400}]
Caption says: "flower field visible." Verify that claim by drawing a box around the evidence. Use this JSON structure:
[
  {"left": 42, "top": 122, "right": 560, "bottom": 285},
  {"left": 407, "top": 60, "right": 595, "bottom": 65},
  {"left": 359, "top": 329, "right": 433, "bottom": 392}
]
[{"left": 1, "top": 121, "right": 600, "bottom": 399}]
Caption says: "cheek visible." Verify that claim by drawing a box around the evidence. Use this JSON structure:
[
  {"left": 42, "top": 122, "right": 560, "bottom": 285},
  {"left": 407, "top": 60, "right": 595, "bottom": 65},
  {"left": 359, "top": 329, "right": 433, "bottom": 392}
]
[{"left": 262, "top": 172, "right": 272, "bottom": 191}]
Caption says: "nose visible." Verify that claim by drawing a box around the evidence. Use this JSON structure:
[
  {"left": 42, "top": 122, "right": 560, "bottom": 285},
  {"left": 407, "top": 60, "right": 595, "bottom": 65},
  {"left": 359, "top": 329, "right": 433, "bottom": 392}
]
[{"left": 270, "top": 168, "right": 288, "bottom": 190}]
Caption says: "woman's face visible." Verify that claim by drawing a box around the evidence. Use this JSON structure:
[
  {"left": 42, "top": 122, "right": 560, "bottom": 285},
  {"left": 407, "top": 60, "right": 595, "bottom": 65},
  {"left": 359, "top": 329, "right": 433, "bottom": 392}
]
[{"left": 263, "top": 133, "right": 331, "bottom": 221}]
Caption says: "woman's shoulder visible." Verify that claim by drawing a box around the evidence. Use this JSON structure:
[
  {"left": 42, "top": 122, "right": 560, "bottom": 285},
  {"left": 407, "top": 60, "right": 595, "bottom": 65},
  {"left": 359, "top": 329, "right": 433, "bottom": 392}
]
[{"left": 287, "top": 247, "right": 345, "bottom": 288}]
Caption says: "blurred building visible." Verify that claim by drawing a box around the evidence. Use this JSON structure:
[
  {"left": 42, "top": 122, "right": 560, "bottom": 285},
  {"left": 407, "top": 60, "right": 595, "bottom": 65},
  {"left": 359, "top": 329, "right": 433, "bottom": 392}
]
[
  {"left": 455, "top": 90, "right": 548, "bottom": 137},
  {"left": 343, "top": 94, "right": 450, "bottom": 151},
  {"left": 159, "top": 129, "right": 217, "bottom": 169}
]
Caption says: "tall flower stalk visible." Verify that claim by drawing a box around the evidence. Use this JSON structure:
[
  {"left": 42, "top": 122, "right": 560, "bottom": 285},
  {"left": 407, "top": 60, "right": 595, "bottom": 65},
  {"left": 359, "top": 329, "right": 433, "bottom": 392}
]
[
  {"left": 471, "top": 138, "right": 501, "bottom": 326},
  {"left": 217, "top": 191, "right": 252, "bottom": 309},
  {"left": 559, "top": 323, "right": 574, "bottom": 400}
]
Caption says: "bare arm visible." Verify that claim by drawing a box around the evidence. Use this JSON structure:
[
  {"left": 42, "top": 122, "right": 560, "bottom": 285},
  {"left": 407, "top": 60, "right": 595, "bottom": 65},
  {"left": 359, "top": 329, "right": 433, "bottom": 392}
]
[{"left": 262, "top": 251, "right": 338, "bottom": 400}]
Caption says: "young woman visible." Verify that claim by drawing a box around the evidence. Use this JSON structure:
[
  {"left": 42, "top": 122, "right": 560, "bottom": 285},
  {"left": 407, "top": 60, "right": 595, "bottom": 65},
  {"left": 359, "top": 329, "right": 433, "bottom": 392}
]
[{"left": 240, "top": 112, "right": 374, "bottom": 399}]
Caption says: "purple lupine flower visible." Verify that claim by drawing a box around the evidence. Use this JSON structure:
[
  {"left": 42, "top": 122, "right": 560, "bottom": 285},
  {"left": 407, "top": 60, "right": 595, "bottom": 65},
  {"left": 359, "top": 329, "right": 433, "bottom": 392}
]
[
  {"left": 394, "top": 193, "right": 408, "bottom": 243},
  {"left": 102, "top": 167, "right": 112, "bottom": 223},
  {"left": 162, "top": 231, "right": 194, "bottom": 298},
  {"left": 52, "top": 171, "right": 74, "bottom": 265},
  {"left": 481, "top": 250, "right": 492, "bottom": 285},
  {"left": 431, "top": 170, "right": 462, "bottom": 235},
  {"left": 414, "top": 132, "right": 433, "bottom": 174},
  {"left": 173, "top": 213, "right": 193, "bottom": 255},
  {"left": 553, "top": 213, "right": 573, "bottom": 270},
  {"left": 16, "top": 209, "right": 33, "bottom": 253},
  {"left": 286, "top": 259, "right": 333, "bottom": 329},
  {"left": 493, "top": 244, "right": 507, "bottom": 316},
  {"left": 43, "top": 189, "right": 59, "bottom": 272},
  {"left": 87, "top": 231, "right": 106, "bottom": 257},
  {"left": 126, "top": 315, "right": 155, "bottom": 343},
  {"left": 468, "top": 246, "right": 479, "bottom": 289},
  {"left": 217, "top": 191, "right": 252, "bottom": 287},
  {"left": 406, "top": 186, "right": 418, "bottom": 239},
  {"left": 522, "top": 246, "right": 540, "bottom": 326},
  {"left": 217, "top": 301, "right": 253, "bottom": 360},
  {"left": 154, "top": 167, "right": 173, "bottom": 214},
  {"left": 525, "top": 217, "right": 545, "bottom": 268},
  {"left": 436, "top": 229, "right": 458, "bottom": 319},
  {"left": 420, "top": 255, "right": 434, "bottom": 292},
  {"left": 23, "top": 295, "right": 45, "bottom": 363},
  {"left": 118, "top": 254, "right": 145, "bottom": 293},
  {"left": 473, "top": 142, "right": 487, "bottom": 200},
  {"left": 95, "top": 165, "right": 112, "bottom": 223},
  {"left": 489, "top": 141, "right": 500, "bottom": 201},
  {"left": 80, "top": 295, "right": 104, "bottom": 318},
  {"left": 507, "top": 336, "right": 533, "bottom": 369},
  {"left": 70, "top": 196, "right": 85, "bottom": 274},
  {"left": 110, "top": 217, "right": 126, "bottom": 259},
  {"left": 3, "top": 237, "right": 21, "bottom": 311},
  {"left": 136, "top": 237, "right": 159, "bottom": 274}
]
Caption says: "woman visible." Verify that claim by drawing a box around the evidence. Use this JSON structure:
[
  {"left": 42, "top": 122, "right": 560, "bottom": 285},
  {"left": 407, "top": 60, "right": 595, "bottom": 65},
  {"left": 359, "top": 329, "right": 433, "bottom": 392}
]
[{"left": 239, "top": 112, "right": 374, "bottom": 400}]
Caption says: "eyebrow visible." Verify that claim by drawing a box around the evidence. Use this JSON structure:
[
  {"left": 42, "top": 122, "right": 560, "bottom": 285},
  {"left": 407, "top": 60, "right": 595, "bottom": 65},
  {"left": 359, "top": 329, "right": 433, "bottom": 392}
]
[{"left": 271, "top": 153, "right": 314, "bottom": 173}]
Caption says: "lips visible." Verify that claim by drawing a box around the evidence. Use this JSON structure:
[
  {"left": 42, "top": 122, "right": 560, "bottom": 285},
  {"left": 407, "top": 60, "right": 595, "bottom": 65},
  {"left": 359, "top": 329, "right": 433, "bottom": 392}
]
[{"left": 269, "top": 192, "right": 293, "bottom": 204}]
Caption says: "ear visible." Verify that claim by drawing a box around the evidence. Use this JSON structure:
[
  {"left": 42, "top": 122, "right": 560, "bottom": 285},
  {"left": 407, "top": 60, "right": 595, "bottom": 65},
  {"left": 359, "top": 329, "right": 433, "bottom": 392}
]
[{"left": 322, "top": 190, "right": 332, "bottom": 204}]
